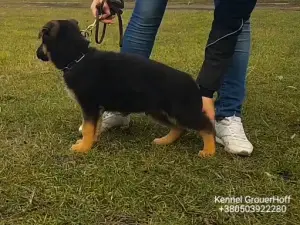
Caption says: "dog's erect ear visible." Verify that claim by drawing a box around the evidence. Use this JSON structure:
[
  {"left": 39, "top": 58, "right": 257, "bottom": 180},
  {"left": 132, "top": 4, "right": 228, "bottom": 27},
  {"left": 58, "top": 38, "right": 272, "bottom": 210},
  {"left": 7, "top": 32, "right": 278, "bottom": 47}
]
[
  {"left": 38, "top": 20, "right": 60, "bottom": 39},
  {"left": 69, "top": 19, "right": 79, "bottom": 26}
]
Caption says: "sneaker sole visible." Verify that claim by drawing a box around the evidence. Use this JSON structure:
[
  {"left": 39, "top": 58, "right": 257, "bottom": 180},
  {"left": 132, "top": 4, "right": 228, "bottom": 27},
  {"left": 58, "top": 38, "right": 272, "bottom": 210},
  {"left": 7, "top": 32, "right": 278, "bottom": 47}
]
[{"left": 215, "top": 136, "right": 251, "bottom": 156}]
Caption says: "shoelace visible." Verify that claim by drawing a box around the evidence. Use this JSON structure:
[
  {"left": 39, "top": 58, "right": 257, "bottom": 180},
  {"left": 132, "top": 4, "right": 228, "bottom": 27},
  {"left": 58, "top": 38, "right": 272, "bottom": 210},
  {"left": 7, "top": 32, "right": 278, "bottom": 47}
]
[{"left": 226, "top": 117, "right": 248, "bottom": 141}]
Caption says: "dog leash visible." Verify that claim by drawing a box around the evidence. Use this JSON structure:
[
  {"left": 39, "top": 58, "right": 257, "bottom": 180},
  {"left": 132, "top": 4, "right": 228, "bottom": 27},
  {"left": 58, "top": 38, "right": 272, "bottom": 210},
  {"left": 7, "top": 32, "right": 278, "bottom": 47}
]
[{"left": 81, "top": 0, "right": 124, "bottom": 48}]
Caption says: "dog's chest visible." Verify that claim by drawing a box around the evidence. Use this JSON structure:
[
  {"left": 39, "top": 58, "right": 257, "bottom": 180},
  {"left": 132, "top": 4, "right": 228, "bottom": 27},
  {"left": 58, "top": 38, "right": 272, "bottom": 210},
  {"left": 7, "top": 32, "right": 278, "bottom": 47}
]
[{"left": 65, "top": 87, "right": 77, "bottom": 101}]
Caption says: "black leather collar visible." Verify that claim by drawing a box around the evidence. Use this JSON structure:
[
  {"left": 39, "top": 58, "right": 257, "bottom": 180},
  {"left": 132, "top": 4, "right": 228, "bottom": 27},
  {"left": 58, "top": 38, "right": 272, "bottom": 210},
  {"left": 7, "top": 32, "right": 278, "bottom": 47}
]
[{"left": 62, "top": 53, "right": 86, "bottom": 72}]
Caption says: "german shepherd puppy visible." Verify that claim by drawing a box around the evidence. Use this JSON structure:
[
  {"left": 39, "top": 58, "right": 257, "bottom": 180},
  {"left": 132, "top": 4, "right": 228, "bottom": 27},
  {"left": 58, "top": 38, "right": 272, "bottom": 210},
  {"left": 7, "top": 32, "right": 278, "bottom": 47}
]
[{"left": 36, "top": 19, "right": 216, "bottom": 158}]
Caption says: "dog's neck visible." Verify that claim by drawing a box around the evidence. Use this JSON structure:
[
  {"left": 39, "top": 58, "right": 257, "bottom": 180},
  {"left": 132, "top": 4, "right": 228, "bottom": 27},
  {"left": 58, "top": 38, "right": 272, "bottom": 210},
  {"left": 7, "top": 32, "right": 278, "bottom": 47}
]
[
  {"left": 50, "top": 46, "right": 90, "bottom": 72},
  {"left": 61, "top": 52, "right": 86, "bottom": 72}
]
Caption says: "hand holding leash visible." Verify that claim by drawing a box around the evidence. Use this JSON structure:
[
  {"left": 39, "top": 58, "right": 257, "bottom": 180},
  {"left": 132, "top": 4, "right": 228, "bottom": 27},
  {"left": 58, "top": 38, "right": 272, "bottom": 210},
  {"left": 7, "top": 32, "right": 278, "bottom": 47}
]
[
  {"left": 86, "top": 0, "right": 124, "bottom": 47},
  {"left": 91, "top": 0, "right": 114, "bottom": 24}
]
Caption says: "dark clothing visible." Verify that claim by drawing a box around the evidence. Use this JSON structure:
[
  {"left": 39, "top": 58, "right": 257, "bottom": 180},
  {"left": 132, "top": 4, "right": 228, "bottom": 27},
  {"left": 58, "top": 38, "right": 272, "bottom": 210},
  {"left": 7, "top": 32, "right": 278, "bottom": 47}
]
[{"left": 196, "top": 0, "right": 257, "bottom": 98}]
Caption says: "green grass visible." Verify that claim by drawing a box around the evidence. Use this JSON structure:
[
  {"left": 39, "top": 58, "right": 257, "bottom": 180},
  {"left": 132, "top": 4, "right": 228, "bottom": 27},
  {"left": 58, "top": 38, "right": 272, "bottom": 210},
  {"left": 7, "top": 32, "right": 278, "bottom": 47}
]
[
  {"left": 1, "top": 0, "right": 300, "bottom": 5},
  {"left": 0, "top": 4, "right": 300, "bottom": 225}
]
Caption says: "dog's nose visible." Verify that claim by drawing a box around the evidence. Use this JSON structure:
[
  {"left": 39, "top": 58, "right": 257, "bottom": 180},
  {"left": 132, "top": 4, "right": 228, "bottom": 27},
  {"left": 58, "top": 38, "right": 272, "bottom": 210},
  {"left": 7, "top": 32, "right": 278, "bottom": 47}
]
[{"left": 36, "top": 45, "right": 49, "bottom": 61}]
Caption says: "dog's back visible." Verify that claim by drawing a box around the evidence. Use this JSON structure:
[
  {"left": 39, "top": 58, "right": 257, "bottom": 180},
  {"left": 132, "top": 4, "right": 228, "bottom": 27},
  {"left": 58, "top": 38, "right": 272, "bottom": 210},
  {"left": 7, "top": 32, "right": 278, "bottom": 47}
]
[{"left": 65, "top": 48, "right": 203, "bottom": 117}]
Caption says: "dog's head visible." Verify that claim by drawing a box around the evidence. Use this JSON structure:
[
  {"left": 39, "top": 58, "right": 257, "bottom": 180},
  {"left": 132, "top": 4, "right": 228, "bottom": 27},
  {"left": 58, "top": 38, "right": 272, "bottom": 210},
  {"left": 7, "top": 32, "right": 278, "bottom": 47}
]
[{"left": 36, "top": 19, "right": 89, "bottom": 68}]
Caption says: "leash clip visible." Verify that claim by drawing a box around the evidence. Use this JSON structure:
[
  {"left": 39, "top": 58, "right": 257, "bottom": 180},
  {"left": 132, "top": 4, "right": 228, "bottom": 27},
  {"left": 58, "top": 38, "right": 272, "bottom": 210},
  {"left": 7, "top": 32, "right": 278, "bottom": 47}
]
[{"left": 81, "top": 20, "right": 97, "bottom": 38}]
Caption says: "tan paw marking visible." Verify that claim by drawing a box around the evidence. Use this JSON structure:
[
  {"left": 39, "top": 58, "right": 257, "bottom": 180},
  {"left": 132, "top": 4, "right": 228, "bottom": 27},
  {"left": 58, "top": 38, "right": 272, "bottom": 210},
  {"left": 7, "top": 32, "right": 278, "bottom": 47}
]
[
  {"left": 71, "top": 142, "right": 90, "bottom": 153},
  {"left": 199, "top": 149, "right": 215, "bottom": 158}
]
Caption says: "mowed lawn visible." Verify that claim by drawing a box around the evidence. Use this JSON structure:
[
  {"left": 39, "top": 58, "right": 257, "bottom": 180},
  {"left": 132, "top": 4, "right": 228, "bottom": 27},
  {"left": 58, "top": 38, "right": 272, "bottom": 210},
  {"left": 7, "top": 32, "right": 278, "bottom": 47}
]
[{"left": 0, "top": 4, "right": 300, "bottom": 225}]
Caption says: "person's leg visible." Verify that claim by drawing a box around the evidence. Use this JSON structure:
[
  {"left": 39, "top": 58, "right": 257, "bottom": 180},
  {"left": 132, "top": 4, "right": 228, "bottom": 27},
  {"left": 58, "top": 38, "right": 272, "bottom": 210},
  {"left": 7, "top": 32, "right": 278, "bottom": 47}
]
[
  {"left": 121, "top": 0, "right": 168, "bottom": 57},
  {"left": 214, "top": 21, "right": 251, "bottom": 118},
  {"left": 211, "top": 0, "right": 253, "bottom": 156},
  {"left": 214, "top": 18, "right": 253, "bottom": 155},
  {"left": 101, "top": 0, "right": 168, "bottom": 132}
]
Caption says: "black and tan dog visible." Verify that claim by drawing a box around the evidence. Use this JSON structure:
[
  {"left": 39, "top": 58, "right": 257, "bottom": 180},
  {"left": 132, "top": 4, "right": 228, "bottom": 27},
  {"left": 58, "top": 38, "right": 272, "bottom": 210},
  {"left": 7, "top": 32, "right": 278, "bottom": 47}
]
[{"left": 36, "top": 19, "right": 216, "bottom": 158}]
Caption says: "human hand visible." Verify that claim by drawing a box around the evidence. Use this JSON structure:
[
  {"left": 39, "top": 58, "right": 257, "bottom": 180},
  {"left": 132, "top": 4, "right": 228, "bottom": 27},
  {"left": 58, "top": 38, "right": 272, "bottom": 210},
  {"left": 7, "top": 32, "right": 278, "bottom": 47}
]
[
  {"left": 91, "top": 0, "right": 115, "bottom": 24},
  {"left": 202, "top": 97, "right": 215, "bottom": 122}
]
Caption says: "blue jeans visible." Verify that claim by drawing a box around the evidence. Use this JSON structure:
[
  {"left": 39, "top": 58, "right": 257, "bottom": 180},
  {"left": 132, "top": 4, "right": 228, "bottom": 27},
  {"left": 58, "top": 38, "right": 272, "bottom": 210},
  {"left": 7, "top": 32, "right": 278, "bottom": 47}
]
[{"left": 121, "top": 0, "right": 251, "bottom": 118}]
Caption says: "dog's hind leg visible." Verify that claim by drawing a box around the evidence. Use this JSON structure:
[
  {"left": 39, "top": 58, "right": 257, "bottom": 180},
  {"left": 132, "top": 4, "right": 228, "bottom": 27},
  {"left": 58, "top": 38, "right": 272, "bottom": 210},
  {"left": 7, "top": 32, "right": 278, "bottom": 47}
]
[
  {"left": 148, "top": 112, "right": 184, "bottom": 145},
  {"left": 198, "top": 130, "right": 216, "bottom": 158},
  {"left": 153, "top": 128, "right": 184, "bottom": 145},
  {"left": 72, "top": 106, "right": 101, "bottom": 153},
  {"left": 175, "top": 106, "right": 216, "bottom": 158}
]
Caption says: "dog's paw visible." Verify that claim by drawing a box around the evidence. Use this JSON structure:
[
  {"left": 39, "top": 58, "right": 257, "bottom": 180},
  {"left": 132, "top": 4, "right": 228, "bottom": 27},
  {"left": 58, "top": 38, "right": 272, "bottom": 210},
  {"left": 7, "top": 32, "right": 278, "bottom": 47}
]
[
  {"left": 198, "top": 149, "right": 215, "bottom": 158},
  {"left": 76, "top": 139, "right": 82, "bottom": 144},
  {"left": 71, "top": 140, "right": 90, "bottom": 153},
  {"left": 153, "top": 138, "right": 168, "bottom": 145}
]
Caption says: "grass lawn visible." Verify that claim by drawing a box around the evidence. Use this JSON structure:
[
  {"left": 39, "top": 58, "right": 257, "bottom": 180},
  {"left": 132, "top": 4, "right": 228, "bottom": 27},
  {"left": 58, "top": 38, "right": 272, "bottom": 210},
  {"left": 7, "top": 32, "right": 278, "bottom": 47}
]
[
  {"left": 0, "top": 3, "right": 300, "bottom": 225},
  {"left": 2, "top": 0, "right": 300, "bottom": 5}
]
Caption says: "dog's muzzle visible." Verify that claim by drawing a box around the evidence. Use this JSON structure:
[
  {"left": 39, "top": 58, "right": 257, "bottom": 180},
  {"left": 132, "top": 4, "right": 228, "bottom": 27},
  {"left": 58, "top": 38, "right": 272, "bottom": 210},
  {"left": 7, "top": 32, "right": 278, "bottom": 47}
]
[{"left": 36, "top": 45, "right": 49, "bottom": 61}]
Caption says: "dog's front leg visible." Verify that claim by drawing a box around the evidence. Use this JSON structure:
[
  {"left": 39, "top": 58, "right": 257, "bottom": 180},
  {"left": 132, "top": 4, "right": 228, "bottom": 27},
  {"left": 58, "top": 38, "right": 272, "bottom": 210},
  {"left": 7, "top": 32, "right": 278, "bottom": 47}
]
[
  {"left": 72, "top": 107, "right": 100, "bottom": 153},
  {"left": 78, "top": 109, "right": 103, "bottom": 142}
]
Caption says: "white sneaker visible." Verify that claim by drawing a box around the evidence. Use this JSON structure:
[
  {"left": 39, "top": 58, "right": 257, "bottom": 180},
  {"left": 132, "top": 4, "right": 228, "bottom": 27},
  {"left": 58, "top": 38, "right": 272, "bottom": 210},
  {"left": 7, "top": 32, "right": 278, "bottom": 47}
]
[
  {"left": 215, "top": 116, "right": 253, "bottom": 156},
  {"left": 100, "top": 112, "right": 130, "bottom": 132}
]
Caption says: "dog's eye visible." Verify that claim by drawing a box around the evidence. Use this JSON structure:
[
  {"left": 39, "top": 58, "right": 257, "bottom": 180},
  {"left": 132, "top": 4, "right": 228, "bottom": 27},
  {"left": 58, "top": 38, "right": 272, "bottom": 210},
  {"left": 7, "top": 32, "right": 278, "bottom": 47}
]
[{"left": 38, "top": 26, "right": 51, "bottom": 39}]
